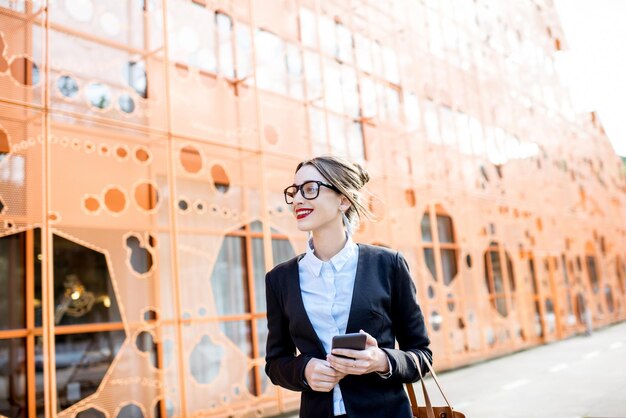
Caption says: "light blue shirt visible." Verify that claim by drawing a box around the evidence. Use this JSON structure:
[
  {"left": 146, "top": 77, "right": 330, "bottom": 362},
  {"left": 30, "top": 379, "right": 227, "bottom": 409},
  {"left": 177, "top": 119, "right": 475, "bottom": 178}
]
[{"left": 299, "top": 237, "right": 358, "bottom": 416}]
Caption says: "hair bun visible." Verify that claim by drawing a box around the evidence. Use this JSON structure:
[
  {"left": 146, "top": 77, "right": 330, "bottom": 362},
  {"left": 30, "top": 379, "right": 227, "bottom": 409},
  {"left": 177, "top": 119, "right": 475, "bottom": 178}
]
[{"left": 353, "top": 162, "right": 370, "bottom": 187}]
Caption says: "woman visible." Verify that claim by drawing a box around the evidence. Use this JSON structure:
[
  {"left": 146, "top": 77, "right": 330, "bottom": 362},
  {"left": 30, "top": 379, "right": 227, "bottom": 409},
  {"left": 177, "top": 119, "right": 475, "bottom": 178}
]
[{"left": 265, "top": 156, "right": 432, "bottom": 418}]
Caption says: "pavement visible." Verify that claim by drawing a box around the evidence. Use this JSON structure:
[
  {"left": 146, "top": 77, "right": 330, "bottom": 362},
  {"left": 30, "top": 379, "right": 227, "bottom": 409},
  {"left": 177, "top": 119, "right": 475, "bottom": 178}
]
[{"left": 277, "top": 320, "right": 626, "bottom": 418}]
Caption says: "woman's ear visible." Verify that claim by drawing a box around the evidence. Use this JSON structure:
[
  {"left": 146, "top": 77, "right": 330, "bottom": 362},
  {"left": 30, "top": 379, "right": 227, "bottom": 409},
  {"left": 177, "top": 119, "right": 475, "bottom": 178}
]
[{"left": 339, "top": 196, "right": 352, "bottom": 212}]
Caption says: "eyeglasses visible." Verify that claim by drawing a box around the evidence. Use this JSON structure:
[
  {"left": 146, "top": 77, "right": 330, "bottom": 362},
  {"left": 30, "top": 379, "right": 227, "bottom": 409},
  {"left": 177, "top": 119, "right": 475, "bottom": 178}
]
[{"left": 283, "top": 181, "right": 340, "bottom": 204}]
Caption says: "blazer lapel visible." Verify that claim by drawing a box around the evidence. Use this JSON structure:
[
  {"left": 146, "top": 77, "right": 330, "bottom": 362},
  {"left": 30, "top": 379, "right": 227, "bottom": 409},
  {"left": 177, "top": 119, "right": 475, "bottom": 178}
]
[
  {"left": 290, "top": 255, "right": 328, "bottom": 356},
  {"left": 344, "top": 243, "right": 369, "bottom": 334}
]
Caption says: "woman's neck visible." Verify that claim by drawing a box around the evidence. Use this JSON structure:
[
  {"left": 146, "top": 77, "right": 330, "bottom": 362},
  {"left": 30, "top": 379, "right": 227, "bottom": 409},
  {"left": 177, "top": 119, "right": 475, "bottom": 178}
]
[{"left": 311, "top": 224, "right": 348, "bottom": 262}]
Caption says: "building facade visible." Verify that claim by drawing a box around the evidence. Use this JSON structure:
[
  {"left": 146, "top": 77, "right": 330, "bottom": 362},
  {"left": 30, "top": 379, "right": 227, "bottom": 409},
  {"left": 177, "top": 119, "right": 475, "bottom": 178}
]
[{"left": 1, "top": 0, "right": 625, "bottom": 417}]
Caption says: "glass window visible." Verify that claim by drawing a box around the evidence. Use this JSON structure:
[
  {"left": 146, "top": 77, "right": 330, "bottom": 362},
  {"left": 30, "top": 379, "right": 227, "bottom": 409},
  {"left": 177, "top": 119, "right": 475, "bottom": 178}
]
[
  {"left": 347, "top": 122, "right": 365, "bottom": 161},
  {"left": 381, "top": 46, "right": 399, "bottom": 84},
  {"left": 423, "top": 248, "right": 436, "bottom": 280},
  {"left": 0, "top": 339, "right": 26, "bottom": 418},
  {"left": 436, "top": 215, "right": 454, "bottom": 243},
  {"left": 211, "top": 236, "right": 248, "bottom": 315},
  {"left": 403, "top": 91, "right": 421, "bottom": 130},
  {"left": 441, "top": 249, "right": 458, "bottom": 286},
  {"left": 318, "top": 15, "right": 336, "bottom": 57},
  {"left": 423, "top": 101, "right": 440, "bottom": 143},
  {"left": 484, "top": 244, "right": 510, "bottom": 317},
  {"left": 586, "top": 255, "right": 599, "bottom": 293},
  {"left": 354, "top": 33, "right": 373, "bottom": 73},
  {"left": 336, "top": 23, "right": 353, "bottom": 64},
  {"left": 359, "top": 76, "right": 377, "bottom": 118},
  {"left": 286, "top": 44, "right": 304, "bottom": 99},
  {"left": 216, "top": 12, "right": 235, "bottom": 78},
  {"left": 255, "top": 30, "right": 287, "bottom": 95},
  {"left": 440, "top": 106, "right": 457, "bottom": 147},
  {"left": 252, "top": 238, "right": 266, "bottom": 312},
  {"left": 236, "top": 24, "right": 253, "bottom": 80},
  {"left": 53, "top": 331, "right": 126, "bottom": 411},
  {"left": 421, "top": 213, "right": 432, "bottom": 242},
  {"left": 327, "top": 114, "right": 347, "bottom": 156},
  {"left": 299, "top": 8, "right": 317, "bottom": 47},
  {"left": 304, "top": 51, "right": 322, "bottom": 104},
  {"left": 51, "top": 234, "right": 122, "bottom": 327},
  {"left": 0, "top": 232, "right": 26, "bottom": 330},
  {"left": 324, "top": 60, "right": 343, "bottom": 114}
]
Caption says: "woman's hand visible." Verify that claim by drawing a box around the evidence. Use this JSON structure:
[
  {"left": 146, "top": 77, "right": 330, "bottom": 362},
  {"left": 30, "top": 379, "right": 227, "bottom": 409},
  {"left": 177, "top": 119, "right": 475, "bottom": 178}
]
[
  {"left": 327, "top": 330, "right": 390, "bottom": 375},
  {"left": 304, "top": 358, "right": 346, "bottom": 392}
]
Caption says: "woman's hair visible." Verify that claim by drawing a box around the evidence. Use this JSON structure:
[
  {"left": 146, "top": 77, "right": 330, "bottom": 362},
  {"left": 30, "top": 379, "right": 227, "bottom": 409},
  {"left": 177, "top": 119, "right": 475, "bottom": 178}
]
[{"left": 295, "top": 155, "right": 375, "bottom": 232}]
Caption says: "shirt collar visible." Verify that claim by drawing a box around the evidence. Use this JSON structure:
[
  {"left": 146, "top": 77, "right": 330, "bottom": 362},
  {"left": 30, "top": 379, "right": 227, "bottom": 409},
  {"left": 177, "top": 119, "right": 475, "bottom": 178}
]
[{"left": 301, "top": 235, "right": 357, "bottom": 277}]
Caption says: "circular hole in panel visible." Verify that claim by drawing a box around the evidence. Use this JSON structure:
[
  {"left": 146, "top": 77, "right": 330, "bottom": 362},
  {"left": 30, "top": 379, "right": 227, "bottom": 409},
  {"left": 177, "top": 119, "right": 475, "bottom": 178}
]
[
  {"left": 116, "top": 146, "right": 129, "bottom": 159},
  {"left": 84, "top": 140, "right": 95, "bottom": 153},
  {"left": 84, "top": 196, "right": 100, "bottom": 212},
  {"left": 136, "top": 331, "right": 155, "bottom": 353},
  {"left": 134, "top": 182, "right": 159, "bottom": 212},
  {"left": 144, "top": 309, "right": 158, "bottom": 322},
  {"left": 427, "top": 285, "right": 435, "bottom": 299},
  {"left": 486, "top": 327, "right": 495, "bottom": 346},
  {"left": 99, "top": 144, "right": 110, "bottom": 156},
  {"left": 195, "top": 200, "right": 205, "bottom": 212},
  {"left": 119, "top": 94, "right": 136, "bottom": 113},
  {"left": 198, "top": 307, "right": 207, "bottom": 316},
  {"left": 211, "top": 164, "right": 230, "bottom": 193},
  {"left": 76, "top": 407, "right": 106, "bottom": 418},
  {"left": 57, "top": 75, "right": 79, "bottom": 98},
  {"left": 446, "top": 294, "right": 455, "bottom": 312},
  {"left": 180, "top": 145, "right": 202, "bottom": 174},
  {"left": 466, "top": 254, "right": 472, "bottom": 268},
  {"left": 458, "top": 317, "right": 465, "bottom": 329},
  {"left": 104, "top": 187, "right": 127, "bottom": 213},
  {"left": 178, "top": 199, "right": 189, "bottom": 212},
  {"left": 85, "top": 82, "right": 112, "bottom": 109},
  {"left": 430, "top": 311, "right": 442, "bottom": 331},
  {"left": 134, "top": 147, "right": 150, "bottom": 163},
  {"left": 126, "top": 235, "right": 154, "bottom": 275},
  {"left": 116, "top": 404, "right": 144, "bottom": 418}
]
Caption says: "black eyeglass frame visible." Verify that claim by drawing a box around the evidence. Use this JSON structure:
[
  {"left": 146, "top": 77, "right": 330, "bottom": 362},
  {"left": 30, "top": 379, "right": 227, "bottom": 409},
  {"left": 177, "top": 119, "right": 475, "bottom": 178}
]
[{"left": 283, "top": 181, "right": 340, "bottom": 204}]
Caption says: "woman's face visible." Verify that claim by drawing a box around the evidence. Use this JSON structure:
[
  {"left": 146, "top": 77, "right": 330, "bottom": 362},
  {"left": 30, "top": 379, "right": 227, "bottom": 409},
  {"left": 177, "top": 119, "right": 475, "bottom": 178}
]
[{"left": 291, "top": 164, "right": 345, "bottom": 233}]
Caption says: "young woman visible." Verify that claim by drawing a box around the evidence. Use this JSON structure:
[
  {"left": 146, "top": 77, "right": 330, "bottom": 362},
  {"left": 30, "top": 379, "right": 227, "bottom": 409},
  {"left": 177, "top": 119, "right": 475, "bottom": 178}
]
[{"left": 264, "top": 156, "right": 432, "bottom": 418}]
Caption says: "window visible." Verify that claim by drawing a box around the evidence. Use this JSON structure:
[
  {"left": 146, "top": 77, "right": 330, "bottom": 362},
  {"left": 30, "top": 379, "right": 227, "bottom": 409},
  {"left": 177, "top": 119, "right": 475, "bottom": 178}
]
[
  {"left": 586, "top": 255, "right": 599, "bottom": 294},
  {"left": 420, "top": 205, "right": 459, "bottom": 285},
  {"left": 255, "top": 29, "right": 303, "bottom": 98},
  {"left": 483, "top": 242, "right": 516, "bottom": 317},
  {"left": 209, "top": 222, "right": 295, "bottom": 396}
]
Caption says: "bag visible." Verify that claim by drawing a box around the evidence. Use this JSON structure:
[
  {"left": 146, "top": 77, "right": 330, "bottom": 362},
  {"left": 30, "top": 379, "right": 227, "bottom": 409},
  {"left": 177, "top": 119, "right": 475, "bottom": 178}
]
[{"left": 406, "top": 351, "right": 466, "bottom": 418}]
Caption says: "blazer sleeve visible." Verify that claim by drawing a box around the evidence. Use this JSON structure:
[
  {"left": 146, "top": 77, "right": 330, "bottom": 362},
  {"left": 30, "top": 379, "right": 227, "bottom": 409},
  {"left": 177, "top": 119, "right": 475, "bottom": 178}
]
[
  {"left": 264, "top": 270, "right": 312, "bottom": 391},
  {"left": 380, "top": 251, "right": 433, "bottom": 383}
]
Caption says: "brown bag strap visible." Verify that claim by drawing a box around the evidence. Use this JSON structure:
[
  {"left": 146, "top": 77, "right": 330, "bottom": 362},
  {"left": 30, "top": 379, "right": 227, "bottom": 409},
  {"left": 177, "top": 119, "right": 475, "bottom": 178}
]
[
  {"left": 416, "top": 350, "right": 454, "bottom": 411},
  {"left": 406, "top": 350, "right": 455, "bottom": 416},
  {"left": 407, "top": 351, "right": 435, "bottom": 418}
]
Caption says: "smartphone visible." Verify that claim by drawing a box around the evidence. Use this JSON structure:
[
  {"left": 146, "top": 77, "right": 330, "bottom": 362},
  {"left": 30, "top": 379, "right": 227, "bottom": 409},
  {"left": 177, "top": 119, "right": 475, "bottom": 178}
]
[{"left": 331, "top": 333, "right": 367, "bottom": 359}]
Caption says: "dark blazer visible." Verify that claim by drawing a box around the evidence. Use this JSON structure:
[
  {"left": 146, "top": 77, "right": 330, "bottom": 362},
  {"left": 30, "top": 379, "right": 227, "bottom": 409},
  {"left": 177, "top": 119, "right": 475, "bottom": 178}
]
[{"left": 265, "top": 243, "right": 432, "bottom": 418}]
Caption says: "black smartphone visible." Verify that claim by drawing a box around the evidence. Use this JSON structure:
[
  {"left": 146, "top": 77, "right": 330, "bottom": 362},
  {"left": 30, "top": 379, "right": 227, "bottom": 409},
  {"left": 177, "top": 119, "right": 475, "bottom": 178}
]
[{"left": 331, "top": 333, "right": 367, "bottom": 359}]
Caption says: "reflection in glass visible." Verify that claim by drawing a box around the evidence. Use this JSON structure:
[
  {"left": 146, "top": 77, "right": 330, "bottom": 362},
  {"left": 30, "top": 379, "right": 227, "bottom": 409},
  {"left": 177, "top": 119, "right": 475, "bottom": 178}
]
[
  {"left": 57, "top": 75, "right": 79, "bottom": 98},
  {"left": 0, "top": 232, "right": 26, "bottom": 330},
  {"left": 220, "top": 321, "right": 252, "bottom": 358},
  {"left": 216, "top": 12, "right": 235, "bottom": 78},
  {"left": 125, "top": 61, "right": 147, "bottom": 98},
  {"left": 85, "top": 83, "right": 112, "bottom": 109},
  {"left": 420, "top": 213, "right": 432, "bottom": 242},
  {"left": 49, "top": 331, "right": 125, "bottom": 411},
  {"left": 0, "top": 339, "right": 26, "bottom": 418},
  {"left": 586, "top": 255, "right": 599, "bottom": 293},
  {"left": 440, "top": 249, "right": 458, "bottom": 285},
  {"left": 436, "top": 215, "right": 454, "bottom": 243},
  {"left": 50, "top": 234, "right": 121, "bottom": 326},
  {"left": 211, "top": 237, "right": 248, "bottom": 315},
  {"left": 298, "top": 8, "right": 317, "bottom": 47},
  {"left": 118, "top": 94, "right": 135, "bottom": 113},
  {"left": 423, "top": 248, "right": 436, "bottom": 280},
  {"left": 189, "top": 334, "right": 223, "bottom": 385}
]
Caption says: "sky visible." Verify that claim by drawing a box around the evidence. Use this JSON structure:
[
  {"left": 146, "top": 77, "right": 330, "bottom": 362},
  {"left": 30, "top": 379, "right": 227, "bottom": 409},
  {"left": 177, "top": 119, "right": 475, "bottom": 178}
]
[{"left": 553, "top": 0, "right": 626, "bottom": 157}]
